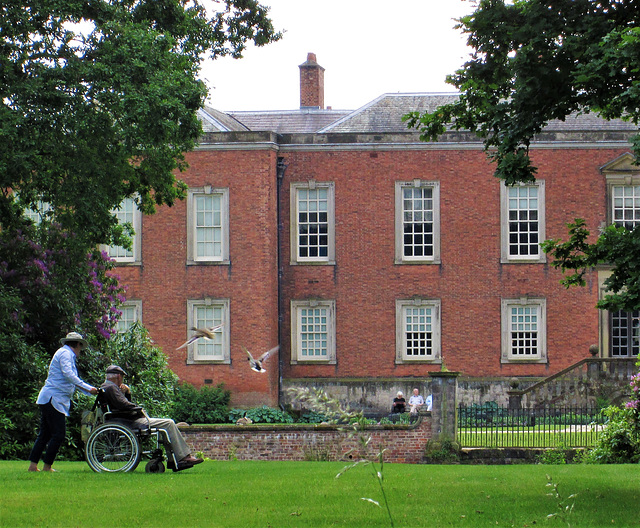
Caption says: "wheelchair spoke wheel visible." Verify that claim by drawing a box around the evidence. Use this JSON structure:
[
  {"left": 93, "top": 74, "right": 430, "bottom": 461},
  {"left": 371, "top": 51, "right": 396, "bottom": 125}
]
[{"left": 85, "top": 423, "right": 141, "bottom": 472}]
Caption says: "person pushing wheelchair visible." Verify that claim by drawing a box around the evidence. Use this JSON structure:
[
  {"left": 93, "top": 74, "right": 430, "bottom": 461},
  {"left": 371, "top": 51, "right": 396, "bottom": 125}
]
[{"left": 100, "top": 365, "right": 203, "bottom": 470}]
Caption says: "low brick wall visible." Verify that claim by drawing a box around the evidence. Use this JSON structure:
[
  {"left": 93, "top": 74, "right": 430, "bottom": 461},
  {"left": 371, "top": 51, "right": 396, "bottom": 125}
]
[{"left": 180, "top": 416, "right": 432, "bottom": 464}]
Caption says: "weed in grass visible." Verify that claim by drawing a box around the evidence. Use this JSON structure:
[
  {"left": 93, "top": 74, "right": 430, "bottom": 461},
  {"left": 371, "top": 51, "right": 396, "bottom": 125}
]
[
  {"left": 301, "top": 442, "right": 333, "bottom": 461},
  {"left": 537, "top": 443, "right": 568, "bottom": 465},
  {"left": 288, "top": 387, "right": 395, "bottom": 528},
  {"left": 424, "top": 437, "right": 460, "bottom": 463},
  {"left": 545, "top": 474, "right": 577, "bottom": 527}
]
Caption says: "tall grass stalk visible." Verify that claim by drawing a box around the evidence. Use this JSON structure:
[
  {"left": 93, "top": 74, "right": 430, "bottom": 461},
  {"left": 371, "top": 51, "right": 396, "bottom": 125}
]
[
  {"left": 546, "top": 474, "right": 577, "bottom": 527},
  {"left": 288, "top": 387, "right": 395, "bottom": 527}
]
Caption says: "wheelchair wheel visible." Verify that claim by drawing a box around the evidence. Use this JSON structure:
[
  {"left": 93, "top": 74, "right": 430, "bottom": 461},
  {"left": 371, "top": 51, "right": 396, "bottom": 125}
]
[
  {"left": 85, "top": 423, "right": 141, "bottom": 473},
  {"left": 145, "top": 459, "right": 165, "bottom": 473}
]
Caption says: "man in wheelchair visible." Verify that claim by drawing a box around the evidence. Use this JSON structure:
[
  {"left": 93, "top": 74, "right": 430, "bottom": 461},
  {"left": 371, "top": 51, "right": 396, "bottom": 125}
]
[{"left": 100, "top": 365, "right": 203, "bottom": 470}]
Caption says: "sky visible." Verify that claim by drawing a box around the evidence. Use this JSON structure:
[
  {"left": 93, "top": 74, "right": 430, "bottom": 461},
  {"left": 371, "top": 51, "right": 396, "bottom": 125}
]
[{"left": 200, "top": 0, "right": 475, "bottom": 112}]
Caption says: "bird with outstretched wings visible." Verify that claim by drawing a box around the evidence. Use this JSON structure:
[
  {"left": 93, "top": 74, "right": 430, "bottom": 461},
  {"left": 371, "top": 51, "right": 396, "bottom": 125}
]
[
  {"left": 242, "top": 345, "right": 279, "bottom": 373},
  {"left": 176, "top": 323, "right": 224, "bottom": 350}
]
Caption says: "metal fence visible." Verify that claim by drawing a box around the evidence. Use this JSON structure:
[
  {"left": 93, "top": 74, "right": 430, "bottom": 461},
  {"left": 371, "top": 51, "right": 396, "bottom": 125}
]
[{"left": 457, "top": 403, "right": 607, "bottom": 448}]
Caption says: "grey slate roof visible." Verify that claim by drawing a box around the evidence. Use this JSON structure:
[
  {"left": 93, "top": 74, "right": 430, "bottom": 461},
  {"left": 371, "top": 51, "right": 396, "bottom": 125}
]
[
  {"left": 198, "top": 106, "right": 249, "bottom": 132},
  {"left": 319, "top": 93, "right": 461, "bottom": 133},
  {"left": 201, "top": 93, "right": 637, "bottom": 136},
  {"left": 227, "top": 108, "right": 351, "bottom": 134}
]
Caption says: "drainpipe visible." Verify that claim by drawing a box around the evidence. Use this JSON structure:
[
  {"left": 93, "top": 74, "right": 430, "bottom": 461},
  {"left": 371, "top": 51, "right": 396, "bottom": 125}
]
[{"left": 276, "top": 156, "right": 288, "bottom": 408}]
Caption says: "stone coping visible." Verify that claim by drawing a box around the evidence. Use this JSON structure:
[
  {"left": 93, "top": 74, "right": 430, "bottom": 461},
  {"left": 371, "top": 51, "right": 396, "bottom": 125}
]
[{"left": 178, "top": 415, "right": 425, "bottom": 432}]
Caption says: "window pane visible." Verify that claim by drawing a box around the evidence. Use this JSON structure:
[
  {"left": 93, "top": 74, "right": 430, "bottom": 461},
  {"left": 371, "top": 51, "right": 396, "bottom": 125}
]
[
  {"left": 116, "top": 305, "right": 138, "bottom": 333},
  {"left": 299, "top": 307, "right": 328, "bottom": 357},
  {"left": 610, "top": 310, "right": 640, "bottom": 357},
  {"left": 298, "top": 188, "right": 329, "bottom": 260},
  {"left": 405, "top": 307, "right": 433, "bottom": 357},
  {"left": 510, "top": 306, "right": 538, "bottom": 356},
  {"left": 108, "top": 198, "right": 136, "bottom": 259},
  {"left": 612, "top": 186, "right": 640, "bottom": 230},
  {"left": 402, "top": 186, "right": 435, "bottom": 259},
  {"left": 195, "top": 194, "right": 222, "bottom": 259},
  {"left": 194, "top": 305, "right": 224, "bottom": 358},
  {"left": 507, "top": 186, "right": 540, "bottom": 257}
]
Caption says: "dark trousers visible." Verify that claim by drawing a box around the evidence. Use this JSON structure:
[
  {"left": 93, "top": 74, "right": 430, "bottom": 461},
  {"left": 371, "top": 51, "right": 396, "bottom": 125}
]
[{"left": 28, "top": 400, "right": 66, "bottom": 466}]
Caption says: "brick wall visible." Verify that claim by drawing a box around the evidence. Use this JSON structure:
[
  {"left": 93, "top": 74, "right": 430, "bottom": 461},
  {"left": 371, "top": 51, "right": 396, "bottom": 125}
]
[
  {"left": 115, "top": 146, "right": 280, "bottom": 408},
  {"left": 278, "top": 147, "right": 620, "bottom": 382},
  {"left": 112, "top": 124, "right": 631, "bottom": 409},
  {"left": 180, "top": 416, "right": 431, "bottom": 464}
]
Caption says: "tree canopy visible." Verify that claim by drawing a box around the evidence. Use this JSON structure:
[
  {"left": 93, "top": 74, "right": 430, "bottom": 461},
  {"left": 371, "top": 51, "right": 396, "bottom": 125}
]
[
  {"left": 1, "top": 0, "right": 281, "bottom": 248},
  {"left": 404, "top": 0, "right": 640, "bottom": 185},
  {"left": 405, "top": 0, "right": 640, "bottom": 311}
]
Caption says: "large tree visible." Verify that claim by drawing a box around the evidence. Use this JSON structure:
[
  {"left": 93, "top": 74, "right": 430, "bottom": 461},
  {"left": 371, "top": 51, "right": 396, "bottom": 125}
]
[
  {"left": 1, "top": 0, "right": 280, "bottom": 248},
  {"left": 0, "top": 0, "right": 280, "bottom": 458},
  {"left": 404, "top": 0, "right": 640, "bottom": 311}
]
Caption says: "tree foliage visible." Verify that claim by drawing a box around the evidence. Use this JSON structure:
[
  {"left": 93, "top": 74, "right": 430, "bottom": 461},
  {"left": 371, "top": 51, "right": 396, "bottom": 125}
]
[
  {"left": 404, "top": 0, "right": 640, "bottom": 184},
  {"left": 0, "top": 0, "right": 280, "bottom": 458},
  {"left": 405, "top": 0, "right": 640, "bottom": 309},
  {"left": 1, "top": 0, "right": 281, "bottom": 247},
  {"left": 542, "top": 219, "right": 640, "bottom": 311}
]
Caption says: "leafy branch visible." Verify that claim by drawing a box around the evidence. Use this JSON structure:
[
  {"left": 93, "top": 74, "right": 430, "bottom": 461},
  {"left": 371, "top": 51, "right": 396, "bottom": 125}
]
[{"left": 542, "top": 218, "right": 640, "bottom": 312}]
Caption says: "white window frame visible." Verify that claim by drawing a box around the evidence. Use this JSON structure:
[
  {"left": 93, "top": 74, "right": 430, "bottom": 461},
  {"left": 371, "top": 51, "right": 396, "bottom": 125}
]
[
  {"left": 395, "top": 180, "right": 441, "bottom": 264},
  {"left": 107, "top": 197, "right": 142, "bottom": 264},
  {"left": 395, "top": 299, "right": 441, "bottom": 364},
  {"left": 185, "top": 298, "right": 230, "bottom": 364},
  {"left": 610, "top": 183, "right": 640, "bottom": 229},
  {"left": 290, "top": 181, "right": 335, "bottom": 265},
  {"left": 290, "top": 299, "right": 336, "bottom": 364},
  {"left": 501, "top": 298, "right": 547, "bottom": 363},
  {"left": 500, "top": 181, "right": 546, "bottom": 263},
  {"left": 116, "top": 300, "right": 142, "bottom": 333},
  {"left": 23, "top": 199, "right": 52, "bottom": 225},
  {"left": 187, "top": 186, "right": 230, "bottom": 265}
]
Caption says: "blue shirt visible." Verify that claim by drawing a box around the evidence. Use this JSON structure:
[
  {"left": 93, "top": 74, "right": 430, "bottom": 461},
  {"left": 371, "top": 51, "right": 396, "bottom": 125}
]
[{"left": 36, "top": 345, "right": 94, "bottom": 416}]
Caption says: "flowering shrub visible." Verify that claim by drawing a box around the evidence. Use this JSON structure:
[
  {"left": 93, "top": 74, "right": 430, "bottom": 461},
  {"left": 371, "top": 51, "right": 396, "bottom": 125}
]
[
  {"left": 0, "top": 222, "right": 125, "bottom": 459},
  {"left": 582, "top": 363, "right": 640, "bottom": 464},
  {"left": 625, "top": 372, "right": 640, "bottom": 410},
  {"left": 0, "top": 223, "right": 125, "bottom": 346}
]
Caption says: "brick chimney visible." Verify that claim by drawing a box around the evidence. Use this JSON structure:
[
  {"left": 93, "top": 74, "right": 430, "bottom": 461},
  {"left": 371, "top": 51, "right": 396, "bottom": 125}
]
[{"left": 299, "top": 52, "right": 325, "bottom": 109}]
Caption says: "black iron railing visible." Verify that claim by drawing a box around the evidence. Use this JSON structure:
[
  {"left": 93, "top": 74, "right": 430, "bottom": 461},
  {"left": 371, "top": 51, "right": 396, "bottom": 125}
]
[{"left": 458, "top": 403, "right": 607, "bottom": 448}]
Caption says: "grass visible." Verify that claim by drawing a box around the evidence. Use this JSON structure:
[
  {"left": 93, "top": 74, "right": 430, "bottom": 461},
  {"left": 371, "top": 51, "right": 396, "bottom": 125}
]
[
  {"left": 458, "top": 428, "right": 601, "bottom": 448},
  {"left": 1, "top": 460, "right": 639, "bottom": 527}
]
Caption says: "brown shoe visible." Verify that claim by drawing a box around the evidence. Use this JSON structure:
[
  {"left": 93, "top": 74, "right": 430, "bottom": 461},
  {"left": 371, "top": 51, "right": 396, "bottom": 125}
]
[{"left": 180, "top": 455, "right": 203, "bottom": 465}]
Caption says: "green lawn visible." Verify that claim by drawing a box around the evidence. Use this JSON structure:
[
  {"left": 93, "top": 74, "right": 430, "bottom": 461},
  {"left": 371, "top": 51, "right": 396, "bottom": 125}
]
[
  {"left": 1, "top": 460, "right": 638, "bottom": 527},
  {"left": 458, "top": 428, "right": 601, "bottom": 448}
]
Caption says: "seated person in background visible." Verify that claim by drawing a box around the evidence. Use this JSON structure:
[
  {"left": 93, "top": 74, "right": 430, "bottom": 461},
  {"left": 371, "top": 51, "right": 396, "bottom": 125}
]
[
  {"left": 100, "top": 365, "right": 203, "bottom": 470},
  {"left": 409, "top": 388, "right": 424, "bottom": 414},
  {"left": 425, "top": 393, "right": 432, "bottom": 412},
  {"left": 391, "top": 391, "right": 406, "bottom": 414}
]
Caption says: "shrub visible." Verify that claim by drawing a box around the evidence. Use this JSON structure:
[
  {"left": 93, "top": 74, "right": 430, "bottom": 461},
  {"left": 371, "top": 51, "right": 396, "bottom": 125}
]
[
  {"left": 297, "top": 411, "right": 329, "bottom": 423},
  {"left": 537, "top": 443, "right": 568, "bottom": 465},
  {"left": 581, "top": 406, "right": 639, "bottom": 464},
  {"left": 424, "top": 437, "right": 460, "bottom": 463},
  {"left": 229, "top": 406, "right": 294, "bottom": 424},
  {"left": 173, "top": 383, "right": 231, "bottom": 424}
]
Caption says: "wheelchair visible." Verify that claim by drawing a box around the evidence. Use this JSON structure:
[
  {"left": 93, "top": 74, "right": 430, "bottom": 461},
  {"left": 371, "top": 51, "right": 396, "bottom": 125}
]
[{"left": 84, "top": 390, "right": 180, "bottom": 473}]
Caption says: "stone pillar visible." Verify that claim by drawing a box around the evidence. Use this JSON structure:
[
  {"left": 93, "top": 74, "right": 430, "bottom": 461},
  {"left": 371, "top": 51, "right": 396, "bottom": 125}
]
[
  {"left": 587, "top": 344, "right": 601, "bottom": 378},
  {"left": 508, "top": 377, "right": 523, "bottom": 410},
  {"left": 428, "top": 371, "right": 460, "bottom": 441}
]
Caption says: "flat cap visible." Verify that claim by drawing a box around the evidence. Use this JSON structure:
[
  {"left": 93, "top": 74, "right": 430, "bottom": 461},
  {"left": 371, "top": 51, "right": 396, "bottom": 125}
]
[{"left": 105, "top": 365, "right": 127, "bottom": 376}]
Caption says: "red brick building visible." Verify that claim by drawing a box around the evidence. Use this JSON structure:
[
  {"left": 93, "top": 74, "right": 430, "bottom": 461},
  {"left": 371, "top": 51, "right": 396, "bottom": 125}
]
[{"left": 113, "top": 54, "right": 639, "bottom": 410}]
